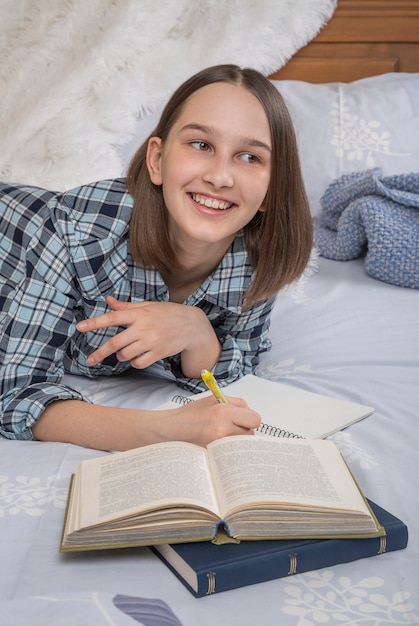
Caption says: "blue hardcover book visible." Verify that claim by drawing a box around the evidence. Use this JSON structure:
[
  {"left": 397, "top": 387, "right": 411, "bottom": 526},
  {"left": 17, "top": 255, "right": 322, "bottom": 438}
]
[{"left": 151, "top": 500, "right": 408, "bottom": 597}]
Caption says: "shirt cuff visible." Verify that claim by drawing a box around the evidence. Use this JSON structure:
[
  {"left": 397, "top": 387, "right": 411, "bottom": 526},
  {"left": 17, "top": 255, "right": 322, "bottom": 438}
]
[{"left": 0, "top": 383, "right": 90, "bottom": 441}]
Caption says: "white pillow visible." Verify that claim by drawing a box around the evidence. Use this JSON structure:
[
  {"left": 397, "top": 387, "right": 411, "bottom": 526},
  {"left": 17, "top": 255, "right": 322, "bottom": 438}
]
[
  {"left": 275, "top": 73, "right": 419, "bottom": 215},
  {"left": 120, "top": 73, "right": 419, "bottom": 216}
]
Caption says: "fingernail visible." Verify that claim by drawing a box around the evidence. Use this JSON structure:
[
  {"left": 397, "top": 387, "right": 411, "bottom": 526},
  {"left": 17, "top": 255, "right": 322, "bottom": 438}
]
[
  {"left": 86, "top": 356, "right": 95, "bottom": 366},
  {"left": 77, "top": 321, "right": 87, "bottom": 331}
]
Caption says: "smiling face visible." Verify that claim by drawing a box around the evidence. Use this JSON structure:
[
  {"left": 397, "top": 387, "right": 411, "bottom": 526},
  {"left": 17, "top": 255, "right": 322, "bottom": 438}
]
[{"left": 146, "top": 82, "right": 272, "bottom": 259}]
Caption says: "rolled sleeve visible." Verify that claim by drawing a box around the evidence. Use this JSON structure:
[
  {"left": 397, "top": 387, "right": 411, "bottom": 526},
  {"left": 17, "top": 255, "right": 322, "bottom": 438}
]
[
  {"left": 0, "top": 383, "right": 88, "bottom": 440},
  {"left": 168, "top": 295, "right": 275, "bottom": 393},
  {"left": 0, "top": 190, "right": 83, "bottom": 439}
]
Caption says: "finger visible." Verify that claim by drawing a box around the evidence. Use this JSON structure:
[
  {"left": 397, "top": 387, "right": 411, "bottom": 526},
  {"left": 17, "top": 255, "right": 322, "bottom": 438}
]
[
  {"left": 107, "top": 295, "right": 149, "bottom": 312},
  {"left": 129, "top": 351, "right": 158, "bottom": 370},
  {"left": 106, "top": 295, "right": 130, "bottom": 310},
  {"left": 222, "top": 399, "right": 261, "bottom": 430},
  {"left": 231, "top": 425, "right": 257, "bottom": 436},
  {"left": 77, "top": 309, "right": 134, "bottom": 332},
  {"left": 197, "top": 397, "right": 261, "bottom": 432},
  {"left": 86, "top": 329, "right": 142, "bottom": 365},
  {"left": 224, "top": 395, "right": 249, "bottom": 409},
  {"left": 231, "top": 410, "right": 261, "bottom": 431},
  {"left": 117, "top": 341, "right": 147, "bottom": 363},
  {"left": 211, "top": 410, "right": 260, "bottom": 440}
]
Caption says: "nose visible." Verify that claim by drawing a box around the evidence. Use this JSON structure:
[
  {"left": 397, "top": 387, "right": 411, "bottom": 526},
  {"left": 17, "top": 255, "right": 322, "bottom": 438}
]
[{"left": 202, "top": 154, "right": 234, "bottom": 188}]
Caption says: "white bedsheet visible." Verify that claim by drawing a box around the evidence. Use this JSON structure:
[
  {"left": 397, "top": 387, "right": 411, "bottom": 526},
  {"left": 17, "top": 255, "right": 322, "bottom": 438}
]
[{"left": 1, "top": 257, "right": 418, "bottom": 625}]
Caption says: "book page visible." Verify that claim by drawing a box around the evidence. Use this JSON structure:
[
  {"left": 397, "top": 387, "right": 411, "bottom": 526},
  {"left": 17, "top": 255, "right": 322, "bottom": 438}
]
[
  {"left": 207, "top": 435, "right": 370, "bottom": 518},
  {"left": 75, "top": 442, "right": 220, "bottom": 530}
]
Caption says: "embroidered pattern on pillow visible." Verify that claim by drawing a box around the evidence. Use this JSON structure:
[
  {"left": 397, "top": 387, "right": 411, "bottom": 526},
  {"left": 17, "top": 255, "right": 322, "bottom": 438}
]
[{"left": 330, "top": 97, "right": 410, "bottom": 167}]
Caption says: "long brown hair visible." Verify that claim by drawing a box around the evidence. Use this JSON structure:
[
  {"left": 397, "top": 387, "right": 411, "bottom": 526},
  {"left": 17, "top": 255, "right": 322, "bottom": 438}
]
[{"left": 126, "top": 64, "right": 312, "bottom": 308}]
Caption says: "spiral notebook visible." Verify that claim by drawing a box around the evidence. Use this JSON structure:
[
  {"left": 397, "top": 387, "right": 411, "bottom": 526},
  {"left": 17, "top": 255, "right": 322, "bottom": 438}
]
[{"left": 158, "top": 374, "right": 374, "bottom": 439}]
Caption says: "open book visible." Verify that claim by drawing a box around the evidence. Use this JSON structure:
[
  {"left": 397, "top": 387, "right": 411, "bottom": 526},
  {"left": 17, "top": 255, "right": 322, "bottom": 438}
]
[
  {"left": 60, "top": 435, "right": 384, "bottom": 552},
  {"left": 158, "top": 375, "right": 374, "bottom": 439}
]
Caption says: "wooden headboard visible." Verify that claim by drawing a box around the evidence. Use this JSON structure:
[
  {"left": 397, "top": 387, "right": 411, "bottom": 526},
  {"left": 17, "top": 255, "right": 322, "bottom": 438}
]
[{"left": 269, "top": 0, "right": 419, "bottom": 83}]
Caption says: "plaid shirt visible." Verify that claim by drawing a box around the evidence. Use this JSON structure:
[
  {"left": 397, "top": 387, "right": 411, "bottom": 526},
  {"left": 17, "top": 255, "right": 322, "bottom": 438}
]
[{"left": 0, "top": 180, "right": 274, "bottom": 440}]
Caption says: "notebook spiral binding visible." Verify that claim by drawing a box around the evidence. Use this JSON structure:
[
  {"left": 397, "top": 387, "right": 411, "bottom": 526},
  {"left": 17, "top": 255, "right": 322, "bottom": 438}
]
[
  {"left": 171, "top": 395, "right": 194, "bottom": 406},
  {"left": 171, "top": 396, "right": 302, "bottom": 439},
  {"left": 257, "top": 422, "right": 302, "bottom": 439}
]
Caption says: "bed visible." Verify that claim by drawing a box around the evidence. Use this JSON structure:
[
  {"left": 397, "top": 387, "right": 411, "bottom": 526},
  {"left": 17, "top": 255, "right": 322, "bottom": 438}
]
[{"left": 1, "top": 1, "right": 419, "bottom": 624}]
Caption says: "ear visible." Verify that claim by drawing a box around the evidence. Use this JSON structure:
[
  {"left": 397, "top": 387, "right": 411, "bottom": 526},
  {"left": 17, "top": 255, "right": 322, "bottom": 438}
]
[{"left": 146, "top": 137, "right": 163, "bottom": 185}]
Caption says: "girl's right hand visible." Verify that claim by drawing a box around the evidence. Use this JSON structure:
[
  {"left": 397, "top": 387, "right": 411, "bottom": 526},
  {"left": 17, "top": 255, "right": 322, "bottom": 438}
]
[{"left": 155, "top": 395, "right": 261, "bottom": 447}]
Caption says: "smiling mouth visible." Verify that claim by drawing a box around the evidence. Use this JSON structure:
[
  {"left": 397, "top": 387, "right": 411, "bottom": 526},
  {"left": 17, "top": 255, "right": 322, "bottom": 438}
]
[{"left": 191, "top": 193, "right": 233, "bottom": 210}]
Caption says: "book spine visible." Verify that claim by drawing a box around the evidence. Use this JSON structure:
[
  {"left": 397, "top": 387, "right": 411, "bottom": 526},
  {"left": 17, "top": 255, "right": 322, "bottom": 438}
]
[{"left": 193, "top": 522, "right": 407, "bottom": 597}]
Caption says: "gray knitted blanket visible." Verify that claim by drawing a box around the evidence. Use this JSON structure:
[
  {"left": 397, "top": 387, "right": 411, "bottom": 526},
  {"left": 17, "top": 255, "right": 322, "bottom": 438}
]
[{"left": 314, "top": 168, "right": 419, "bottom": 289}]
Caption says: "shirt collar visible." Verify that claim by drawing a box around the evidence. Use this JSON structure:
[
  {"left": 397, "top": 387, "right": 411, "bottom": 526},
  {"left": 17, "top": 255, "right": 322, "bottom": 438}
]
[
  {"left": 129, "top": 231, "right": 253, "bottom": 313},
  {"left": 203, "top": 232, "right": 253, "bottom": 313}
]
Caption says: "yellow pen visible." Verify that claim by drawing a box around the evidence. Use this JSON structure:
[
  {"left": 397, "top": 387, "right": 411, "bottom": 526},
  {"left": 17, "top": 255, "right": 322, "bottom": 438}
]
[{"left": 201, "top": 369, "right": 228, "bottom": 404}]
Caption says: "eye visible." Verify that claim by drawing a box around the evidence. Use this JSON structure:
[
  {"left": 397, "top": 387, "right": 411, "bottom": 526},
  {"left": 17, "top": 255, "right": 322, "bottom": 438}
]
[
  {"left": 240, "top": 153, "right": 260, "bottom": 164},
  {"left": 191, "top": 140, "right": 211, "bottom": 152}
]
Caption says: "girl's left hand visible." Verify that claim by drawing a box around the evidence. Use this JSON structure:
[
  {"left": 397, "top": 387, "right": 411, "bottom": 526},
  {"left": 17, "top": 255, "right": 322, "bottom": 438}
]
[{"left": 77, "top": 295, "right": 220, "bottom": 374}]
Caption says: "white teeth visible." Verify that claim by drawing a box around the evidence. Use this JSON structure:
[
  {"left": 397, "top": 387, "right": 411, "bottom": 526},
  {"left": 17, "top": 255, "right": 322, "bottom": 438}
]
[{"left": 192, "top": 194, "right": 232, "bottom": 210}]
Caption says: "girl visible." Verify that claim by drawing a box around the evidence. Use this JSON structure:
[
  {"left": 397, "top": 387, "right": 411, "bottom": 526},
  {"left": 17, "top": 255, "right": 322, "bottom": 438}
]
[{"left": 0, "top": 64, "right": 312, "bottom": 450}]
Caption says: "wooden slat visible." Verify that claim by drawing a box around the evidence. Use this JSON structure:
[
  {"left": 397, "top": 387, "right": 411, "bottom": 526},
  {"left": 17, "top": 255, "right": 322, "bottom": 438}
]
[
  {"left": 330, "top": 0, "right": 419, "bottom": 18},
  {"left": 272, "top": 57, "right": 399, "bottom": 84},
  {"left": 268, "top": 0, "right": 419, "bottom": 82},
  {"left": 316, "top": 16, "right": 419, "bottom": 43}
]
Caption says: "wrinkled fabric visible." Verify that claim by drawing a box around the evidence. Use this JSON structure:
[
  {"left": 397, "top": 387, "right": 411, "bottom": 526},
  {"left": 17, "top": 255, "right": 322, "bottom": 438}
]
[{"left": 315, "top": 168, "right": 419, "bottom": 288}]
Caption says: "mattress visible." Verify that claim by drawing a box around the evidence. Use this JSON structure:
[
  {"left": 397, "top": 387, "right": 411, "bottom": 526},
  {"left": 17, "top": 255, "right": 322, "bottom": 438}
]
[
  {"left": 1, "top": 254, "right": 418, "bottom": 625},
  {"left": 2, "top": 67, "right": 419, "bottom": 624}
]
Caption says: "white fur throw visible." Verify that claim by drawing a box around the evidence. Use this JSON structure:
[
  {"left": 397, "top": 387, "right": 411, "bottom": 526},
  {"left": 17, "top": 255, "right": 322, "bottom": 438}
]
[{"left": 0, "top": 0, "right": 337, "bottom": 189}]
